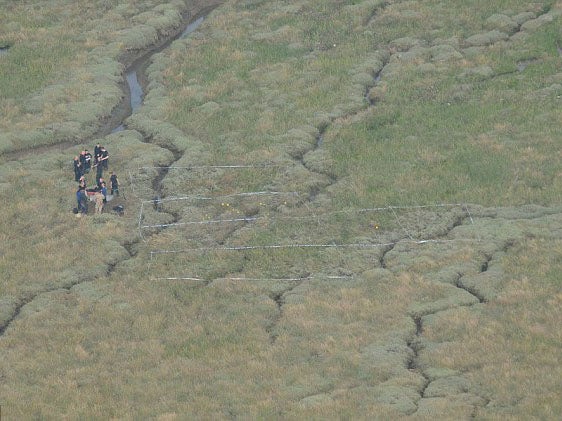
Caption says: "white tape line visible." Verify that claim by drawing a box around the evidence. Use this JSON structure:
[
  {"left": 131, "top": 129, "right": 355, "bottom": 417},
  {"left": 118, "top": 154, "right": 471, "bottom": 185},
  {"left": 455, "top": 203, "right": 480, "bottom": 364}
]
[
  {"left": 150, "top": 275, "right": 355, "bottom": 282},
  {"left": 142, "top": 217, "right": 259, "bottom": 229},
  {"left": 138, "top": 164, "right": 284, "bottom": 170},
  {"left": 142, "top": 191, "right": 299, "bottom": 204},
  {"left": 149, "top": 238, "right": 484, "bottom": 257}
]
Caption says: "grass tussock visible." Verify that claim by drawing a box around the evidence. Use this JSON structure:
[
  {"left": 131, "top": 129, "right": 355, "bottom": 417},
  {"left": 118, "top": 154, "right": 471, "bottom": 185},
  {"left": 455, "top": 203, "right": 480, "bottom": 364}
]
[{"left": 421, "top": 237, "right": 562, "bottom": 419}]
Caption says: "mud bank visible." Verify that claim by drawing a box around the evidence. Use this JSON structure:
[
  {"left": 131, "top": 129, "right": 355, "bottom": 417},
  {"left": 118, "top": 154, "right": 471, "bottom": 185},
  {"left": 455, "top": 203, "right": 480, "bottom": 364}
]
[
  {"left": 93, "top": 3, "right": 221, "bottom": 138},
  {"left": 111, "top": 15, "right": 207, "bottom": 134}
]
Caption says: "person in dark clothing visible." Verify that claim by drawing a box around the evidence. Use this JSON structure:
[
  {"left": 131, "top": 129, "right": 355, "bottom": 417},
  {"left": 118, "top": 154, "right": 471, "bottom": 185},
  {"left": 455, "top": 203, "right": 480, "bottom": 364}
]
[
  {"left": 84, "top": 150, "right": 92, "bottom": 173},
  {"left": 93, "top": 144, "right": 102, "bottom": 170},
  {"left": 79, "top": 151, "right": 87, "bottom": 174},
  {"left": 100, "top": 146, "right": 109, "bottom": 170},
  {"left": 97, "top": 176, "right": 104, "bottom": 190},
  {"left": 75, "top": 187, "right": 81, "bottom": 211},
  {"left": 73, "top": 156, "right": 82, "bottom": 182},
  {"left": 95, "top": 158, "right": 103, "bottom": 182},
  {"left": 109, "top": 172, "right": 119, "bottom": 196},
  {"left": 101, "top": 182, "right": 107, "bottom": 203},
  {"left": 76, "top": 186, "right": 88, "bottom": 214},
  {"left": 79, "top": 175, "right": 87, "bottom": 190}
]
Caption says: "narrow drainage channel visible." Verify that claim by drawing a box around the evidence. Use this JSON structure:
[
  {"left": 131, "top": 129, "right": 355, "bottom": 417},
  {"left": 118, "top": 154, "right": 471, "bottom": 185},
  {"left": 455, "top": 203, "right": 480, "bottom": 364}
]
[
  {"left": 379, "top": 241, "right": 397, "bottom": 269},
  {"left": 1, "top": 6, "right": 220, "bottom": 162},
  {"left": 112, "top": 15, "right": 207, "bottom": 133},
  {"left": 300, "top": 53, "right": 389, "bottom": 203},
  {"left": 266, "top": 280, "right": 305, "bottom": 344},
  {"left": 110, "top": 70, "right": 144, "bottom": 134},
  {"left": 405, "top": 238, "right": 517, "bottom": 415},
  {"left": 0, "top": 271, "right": 109, "bottom": 337},
  {"left": 455, "top": 272, "right": 487, "bottom": 304},
  {"left": 406, "top": 315, "right": 431, "bottom": 409},
  {"left": 301, "top": 126, "right": 336, "bottom": 202},
  {"left": 94, "top": 7, "right": 217, "bottom": 137}
]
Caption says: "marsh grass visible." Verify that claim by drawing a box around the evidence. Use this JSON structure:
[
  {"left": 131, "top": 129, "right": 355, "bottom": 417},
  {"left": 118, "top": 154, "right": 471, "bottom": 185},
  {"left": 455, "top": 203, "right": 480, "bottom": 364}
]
[
  {"left": 0, "top": 129, "right": 173, "bottom": 326},
  {"left": 328, "top": 37, "right": 562, "bottom": 205},
  {"left": 146, "top": 204, "right": 473, "bottom": 287},
  {"left": 157, "top": 0, "right": 562, "bottom": 207},
  {"left": 149, "top": 164, "right": 291, "bottom": 197},
  {"left": 126, "top": 1, "right": 562, "bottom": 416},
  {"left": 421, "top": 236, "right": 562, "bottom": 419},
  {"left": 1, "top": 0, "right": 562, "bottom": 418},
  {"left": 0, "top": 0, "right": 207, "bottom": 151},
  {"left": 0, "top": 40, "right": 77, "bottom": 99}
]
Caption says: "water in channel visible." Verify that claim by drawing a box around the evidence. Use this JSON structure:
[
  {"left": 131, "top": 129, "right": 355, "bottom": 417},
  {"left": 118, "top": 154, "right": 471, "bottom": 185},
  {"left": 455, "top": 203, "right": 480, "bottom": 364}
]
[{"left": 111, "top": 15, "right": 206, "bottom": 133}]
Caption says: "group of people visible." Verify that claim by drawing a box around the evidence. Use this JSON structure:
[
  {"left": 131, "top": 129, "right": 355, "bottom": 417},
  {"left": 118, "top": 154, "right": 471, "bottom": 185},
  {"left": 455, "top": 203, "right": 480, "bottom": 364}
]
[
  {"left": 74, "top": 143, "right": 119, "bottom": 215},
  {"left": 73, "top": 143, "right": 109, "bottom": 182}
]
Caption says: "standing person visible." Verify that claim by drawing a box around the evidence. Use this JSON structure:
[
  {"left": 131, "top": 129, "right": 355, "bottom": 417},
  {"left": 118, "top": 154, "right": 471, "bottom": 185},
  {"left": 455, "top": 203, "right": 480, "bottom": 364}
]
[
  {"left": 95, "top": 158, "right": 103, "bottom": 184},
  {"left": 101, "top": 182, "right": 107, "bottom": 203},
  {"left": 76, "top": 186, "right": 82, "bottom": 212},
  {"left": 100, "top": 146, "right": 109, "bottom": 170},
  {"left": 109, "top": 172, "right": 119, "bottom": 196},
  {"left": 84, "top": 149, "right": 92, "bottom": 173},
  {"left": 73, "top": 156, "right": 82, "bottom": 182},
  {"left": 80, "top": 149, "right": 90, "bottom": 174},
  {"left": 79, "top": 175, "right": 87, "bottom": 190},
  {"left": 94, "top": 192, "right": 104, "bottom": 214},
  {"left": 76, "top": 186, "right": 88, "bottom": 215},
  {"left": 94, "top": 145, "right": 102, "bottom": 171}
]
